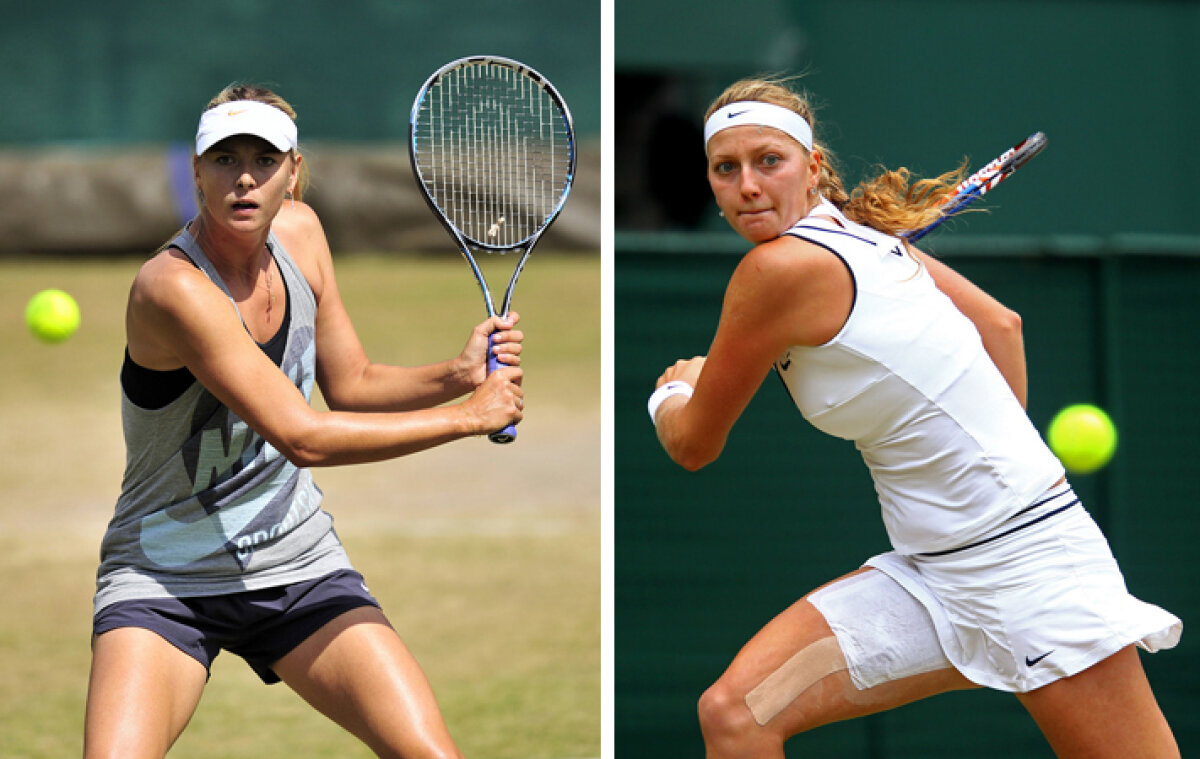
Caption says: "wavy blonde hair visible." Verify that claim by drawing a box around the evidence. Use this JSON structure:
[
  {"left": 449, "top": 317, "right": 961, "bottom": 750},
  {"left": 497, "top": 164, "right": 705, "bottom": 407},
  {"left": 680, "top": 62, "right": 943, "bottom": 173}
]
[
  {"left": 204, "top": 83, "right": 310, "bottom": 200},
  {"left": 705, "top": 77, "right": 968, "bottom": 237}
]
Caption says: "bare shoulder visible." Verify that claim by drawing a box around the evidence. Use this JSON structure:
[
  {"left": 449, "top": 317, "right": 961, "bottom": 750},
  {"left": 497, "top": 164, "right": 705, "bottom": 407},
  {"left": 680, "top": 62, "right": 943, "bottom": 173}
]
[
  {"left": 726, "top": 235, "right": 854, "bottom": 347},
  {"left": 271, "top": 200, "right": 332, "bottom": 296},
  {"left": 130, "top": 247, "right": 215, "bottom": 313},
  {"left": 127, "top": 247, "right": 235, "bottom": 368},
  {"left": 732, "top": 235, "right": 848, "bottom": 295},
  {"left": 271, "top": 200, "right": 329, "bottom": 265},
  {"left": 271, "top": 199, "right": 324, "bottom": 243}
]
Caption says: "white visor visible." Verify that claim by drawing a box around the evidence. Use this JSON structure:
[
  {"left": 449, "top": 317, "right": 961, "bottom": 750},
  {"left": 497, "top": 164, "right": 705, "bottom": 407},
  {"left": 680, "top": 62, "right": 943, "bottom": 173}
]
[
  {"left": 195, "top": 100, "right": 298, "bottom": 156},
  {"left": 704, "top": 101, "right": 813, "bottom": 152}
]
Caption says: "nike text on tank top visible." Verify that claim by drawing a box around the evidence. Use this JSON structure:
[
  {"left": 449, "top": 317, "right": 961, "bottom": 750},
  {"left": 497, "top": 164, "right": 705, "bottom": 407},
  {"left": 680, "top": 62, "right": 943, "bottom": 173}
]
[
  {"left": 773, "top": 206, "right": 1064, "bottom": 555},
  {"left": 94, "top": 227, "right": 352, "bottom": 613}
]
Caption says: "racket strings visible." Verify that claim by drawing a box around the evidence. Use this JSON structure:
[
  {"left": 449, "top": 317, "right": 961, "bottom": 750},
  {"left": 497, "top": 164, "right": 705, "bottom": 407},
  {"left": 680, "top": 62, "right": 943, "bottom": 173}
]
[{"left": 413, "top": 61, "right": 572, "bottom": 250}]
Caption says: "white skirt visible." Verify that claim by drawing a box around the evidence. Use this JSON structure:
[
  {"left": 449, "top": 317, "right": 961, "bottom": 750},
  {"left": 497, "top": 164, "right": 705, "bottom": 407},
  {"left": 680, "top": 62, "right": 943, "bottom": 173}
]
[{"left": 811, "top": 483, "right": 1181, "bottom": 693}]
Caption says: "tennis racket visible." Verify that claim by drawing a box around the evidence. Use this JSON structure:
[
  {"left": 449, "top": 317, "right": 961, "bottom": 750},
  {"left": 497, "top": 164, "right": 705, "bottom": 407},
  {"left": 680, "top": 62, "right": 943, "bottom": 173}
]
[
  {"left": 409, "top": 55, "right": 576, "bottom": 443},
  {"left": 904, "top": 131, "right": 1047, "bottom": 242}
]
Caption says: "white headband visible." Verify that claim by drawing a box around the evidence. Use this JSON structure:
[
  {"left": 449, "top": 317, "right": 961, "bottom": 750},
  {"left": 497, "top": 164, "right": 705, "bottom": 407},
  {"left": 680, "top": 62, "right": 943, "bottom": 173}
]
[
  {"left": 195, "top": 100, "right": 298, "bottom": 156},
  {"left": 704, "top": 101, "right": 813, "bottom": 152}
]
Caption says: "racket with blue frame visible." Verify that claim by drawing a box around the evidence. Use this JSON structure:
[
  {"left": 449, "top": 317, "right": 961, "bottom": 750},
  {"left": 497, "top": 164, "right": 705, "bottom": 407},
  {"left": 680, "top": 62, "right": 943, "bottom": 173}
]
[{"left": 409, "top": 55, "right": 576, "bottom": 443}]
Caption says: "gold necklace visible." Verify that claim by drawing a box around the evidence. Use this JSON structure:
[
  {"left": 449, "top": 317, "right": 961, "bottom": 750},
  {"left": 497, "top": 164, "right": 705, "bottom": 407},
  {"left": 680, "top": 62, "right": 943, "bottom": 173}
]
[{"left": 264, "top": 254, "right": 276, "bottom": 317}]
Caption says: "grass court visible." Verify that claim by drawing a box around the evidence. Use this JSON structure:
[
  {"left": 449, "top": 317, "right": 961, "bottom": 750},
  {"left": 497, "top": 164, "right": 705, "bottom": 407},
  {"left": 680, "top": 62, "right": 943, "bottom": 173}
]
[{"left": 0, "top": 252, "right": 600, "bottom": 759}]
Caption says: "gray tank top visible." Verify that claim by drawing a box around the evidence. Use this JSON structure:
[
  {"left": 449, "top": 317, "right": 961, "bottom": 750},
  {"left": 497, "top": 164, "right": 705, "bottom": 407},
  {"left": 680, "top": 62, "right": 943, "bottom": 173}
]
[{"left": 94, "top": 227, "right": 352, "bottom": 613}]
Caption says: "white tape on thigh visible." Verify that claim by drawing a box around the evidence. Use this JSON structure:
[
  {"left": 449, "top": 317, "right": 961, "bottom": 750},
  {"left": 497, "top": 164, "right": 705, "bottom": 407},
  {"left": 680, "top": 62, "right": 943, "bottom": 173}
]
[
  {"left": 744, "top": 636, "right": 848, "bottom": 726},
  {"left": 808, "top": 569, "right": 952, "bottom": 690}
]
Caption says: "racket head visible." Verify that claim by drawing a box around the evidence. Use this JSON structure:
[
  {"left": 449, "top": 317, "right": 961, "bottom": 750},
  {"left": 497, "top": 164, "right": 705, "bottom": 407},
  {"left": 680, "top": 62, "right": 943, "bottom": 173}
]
[
  {"left": 905, "top": 131, "right": 1047, "bottom": 241},
  {"left": 953, "top": 131, "right": 1047, "bottom": 202},
  {"left": 408, "top": 56, "right": 576, "bottom": 444},
  {"left": 408, "top": 55, "right": 577, "bottom": 254},
  {"left": 1001, "top": 130, "right": 1047, "bottom": 174}
]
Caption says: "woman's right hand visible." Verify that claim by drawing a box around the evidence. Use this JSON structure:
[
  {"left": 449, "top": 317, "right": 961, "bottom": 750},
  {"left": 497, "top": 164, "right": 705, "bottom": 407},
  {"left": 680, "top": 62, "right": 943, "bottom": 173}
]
[{"left": 460, "top": 365, "right": 524, "bottom": 435}]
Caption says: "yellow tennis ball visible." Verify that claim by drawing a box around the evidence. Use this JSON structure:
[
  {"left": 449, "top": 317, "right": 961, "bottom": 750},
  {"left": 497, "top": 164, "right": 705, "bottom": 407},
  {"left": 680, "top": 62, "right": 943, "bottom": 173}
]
[
  {"left": 1047, "top": 404, "right": 1117, "bottom": 474},
  {"left": 25, "top": 288, "right": 80, "bottom": 343}
]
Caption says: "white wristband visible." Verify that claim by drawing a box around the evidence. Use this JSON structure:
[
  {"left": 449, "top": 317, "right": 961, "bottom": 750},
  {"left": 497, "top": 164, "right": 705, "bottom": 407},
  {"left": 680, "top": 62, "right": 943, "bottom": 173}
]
[{"left": 647, "top": 381, "right": 694, "bottom": 425}]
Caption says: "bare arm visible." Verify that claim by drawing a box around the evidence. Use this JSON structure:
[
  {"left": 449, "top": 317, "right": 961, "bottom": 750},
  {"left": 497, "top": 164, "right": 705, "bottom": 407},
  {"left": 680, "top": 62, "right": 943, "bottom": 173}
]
[
  {"left": 910, "top": 247, "right": 1028, "bottom": 407},
  {"left": 125, "top": 250, "right": 521, "bottom": 469},
  {"left": 272, "top": 202, "right": 523, "bottom": 412},
  {"left": 653, "top": 238, "right": 854, "bottom": 470}
]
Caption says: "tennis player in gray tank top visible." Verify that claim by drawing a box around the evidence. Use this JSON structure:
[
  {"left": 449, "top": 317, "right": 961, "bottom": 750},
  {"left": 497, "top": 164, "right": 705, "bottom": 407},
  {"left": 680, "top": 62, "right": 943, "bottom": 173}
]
[
  {"left": 96, "top": 226, "right": 347, "bottom": 606},
  {"left": 85, "top": 84, "right": 526, "bottom": 759}
]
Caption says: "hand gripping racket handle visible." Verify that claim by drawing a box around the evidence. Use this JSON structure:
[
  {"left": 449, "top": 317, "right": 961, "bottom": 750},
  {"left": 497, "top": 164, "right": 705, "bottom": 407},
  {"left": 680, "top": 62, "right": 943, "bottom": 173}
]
[{"left": 487, "top": 332, "right": 517, "bottom": 444}]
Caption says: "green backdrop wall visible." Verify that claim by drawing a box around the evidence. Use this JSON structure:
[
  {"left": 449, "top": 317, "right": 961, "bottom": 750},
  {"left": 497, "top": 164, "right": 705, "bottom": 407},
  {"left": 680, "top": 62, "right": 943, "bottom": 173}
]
[
  {"left": 0, "top": 1, "right": 601, "bottom": 256},
  {"left": 1, "top": 0, "right": 600, "bottom": 146},
  {"left": 615, "top": 0, "right": 1200, "bottom": 237}
]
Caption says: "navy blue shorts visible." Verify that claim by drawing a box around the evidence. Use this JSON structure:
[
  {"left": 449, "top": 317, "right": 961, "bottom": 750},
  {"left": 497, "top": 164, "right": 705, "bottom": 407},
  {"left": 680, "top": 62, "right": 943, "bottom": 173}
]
[{"left": 92, "top": 570, "right": 381, "bottom": 684}]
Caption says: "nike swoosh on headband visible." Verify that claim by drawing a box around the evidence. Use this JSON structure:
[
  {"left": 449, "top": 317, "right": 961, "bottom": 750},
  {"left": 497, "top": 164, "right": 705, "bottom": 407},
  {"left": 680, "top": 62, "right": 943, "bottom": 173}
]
[{"left": 704, "top": 101, "right": 813, "bottom": 150}]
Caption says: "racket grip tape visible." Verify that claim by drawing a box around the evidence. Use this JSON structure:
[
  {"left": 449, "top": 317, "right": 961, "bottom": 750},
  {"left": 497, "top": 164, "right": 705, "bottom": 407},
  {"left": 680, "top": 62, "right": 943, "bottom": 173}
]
[{"left": 486, "top": 332, "right": 517, "bottom": 444}]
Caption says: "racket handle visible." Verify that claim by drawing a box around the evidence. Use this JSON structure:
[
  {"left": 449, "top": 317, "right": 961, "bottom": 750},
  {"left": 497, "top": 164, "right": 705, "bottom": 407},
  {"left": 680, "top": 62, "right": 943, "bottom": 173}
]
[{"left": 486, "top": 332, "right": 517, "bottom": 444}]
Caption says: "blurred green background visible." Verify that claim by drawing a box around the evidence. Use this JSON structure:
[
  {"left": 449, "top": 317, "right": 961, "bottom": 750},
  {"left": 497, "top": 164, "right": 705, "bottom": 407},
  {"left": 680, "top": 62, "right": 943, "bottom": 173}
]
[
  {"left": 616, "top": 1, "right": 1200, "bottom": 756},
  {"left": 1, "top": 1, "right": 600, "bottom": 145},
  {"left": 0, "top": 0, "right": 600, "bottom": 257}
]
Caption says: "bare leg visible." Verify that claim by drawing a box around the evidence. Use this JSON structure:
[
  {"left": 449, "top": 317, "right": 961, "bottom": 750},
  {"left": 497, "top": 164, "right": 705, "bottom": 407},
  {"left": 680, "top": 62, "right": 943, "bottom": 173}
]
[
  {"left": 699, "top": 569, "right": 978, "bottom": 759},
  {"left": 272, "top": 606, "right": 463, "bottom": 759},
  {"left": 1018, "top": 645, "right": 1178, "bottom": 758},
  {"left": 83, "top": 627, "right": 208, "bottom": 759}
]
